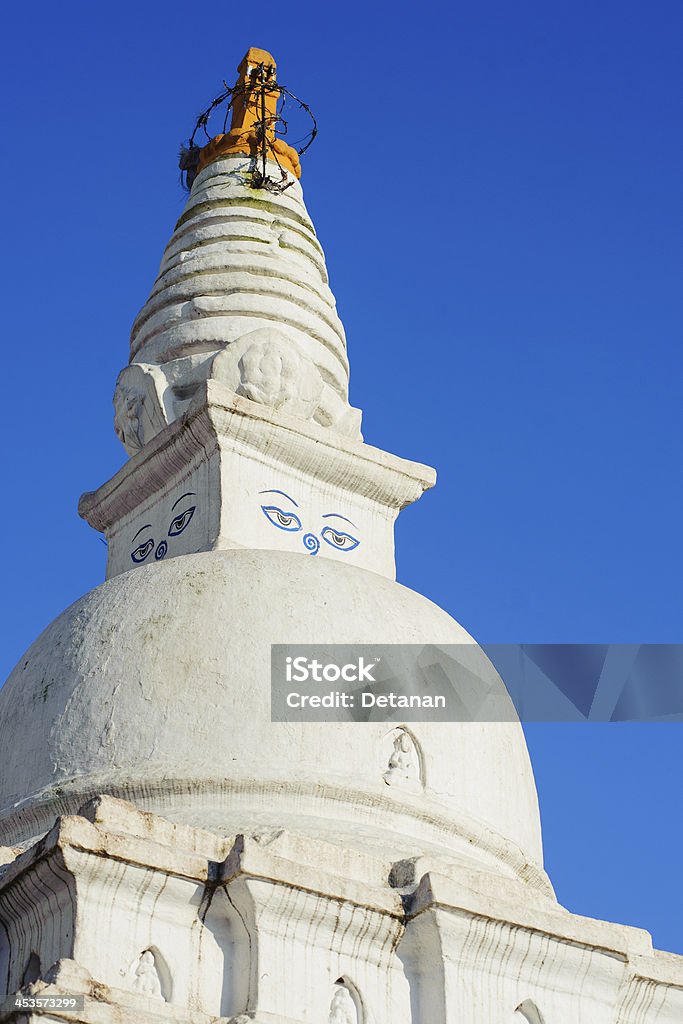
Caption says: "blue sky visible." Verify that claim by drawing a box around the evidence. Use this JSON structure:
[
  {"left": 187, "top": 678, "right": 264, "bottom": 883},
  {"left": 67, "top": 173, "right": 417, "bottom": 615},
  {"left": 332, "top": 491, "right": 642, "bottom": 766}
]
[{"left": 1, "top": 1, "right": 681, "bottom": 954}]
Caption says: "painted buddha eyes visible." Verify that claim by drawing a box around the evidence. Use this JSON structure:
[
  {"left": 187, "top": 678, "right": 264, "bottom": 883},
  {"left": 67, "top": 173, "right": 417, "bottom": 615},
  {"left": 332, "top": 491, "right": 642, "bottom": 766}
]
[
  {"left": 321, "top": 526, "right": 359, "bottom": 552},
  {"left": 261, "top": 505, "right": 302, "bottom": 532},
  {"left": 169, "top": 506, "right": 196, "bottom": 536},
  {"left": 131, "top": 539, "right": 154, "bottom": 563},
  {"left": 130, "top": 492, "right": 197, "bottom": 564},
  {"left": 259, "top": 490, "right": 360, "bottom": 554}
]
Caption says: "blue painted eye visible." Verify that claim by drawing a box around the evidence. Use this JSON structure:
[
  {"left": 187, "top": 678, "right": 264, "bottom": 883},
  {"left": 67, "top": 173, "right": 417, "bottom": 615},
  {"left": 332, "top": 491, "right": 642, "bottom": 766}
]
[
  {"left": 131, "top": 539, "right": 154, "bottom": 563},
  {"left": 169, "top": 505, "right": 196, "bottom": 537},
  {"left": 261, "top": 505, "right": 302, "bottom": 532},
  {"left": 321, "top": 526, "right": 360, "bottom": 552}
]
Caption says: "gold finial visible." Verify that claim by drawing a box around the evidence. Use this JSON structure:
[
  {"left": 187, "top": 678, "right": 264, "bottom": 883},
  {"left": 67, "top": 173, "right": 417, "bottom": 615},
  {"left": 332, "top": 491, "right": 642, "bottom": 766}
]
[
  {"left": 230, "top": 48, "right": 278, "bottom": 140},
  {"left": 196, "top": 47, "right": 301, "bottom": 180}
]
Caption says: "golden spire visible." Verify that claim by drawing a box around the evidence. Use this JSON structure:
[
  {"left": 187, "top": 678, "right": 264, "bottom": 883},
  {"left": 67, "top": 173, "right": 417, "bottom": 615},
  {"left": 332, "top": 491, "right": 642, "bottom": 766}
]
[{"left": 196, "top": 47, "right": 301, "bottom": 180}]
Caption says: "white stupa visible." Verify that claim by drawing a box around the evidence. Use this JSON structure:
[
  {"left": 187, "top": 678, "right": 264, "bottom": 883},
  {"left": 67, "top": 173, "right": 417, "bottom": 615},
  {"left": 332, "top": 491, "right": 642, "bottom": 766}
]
[{"left": 0, "top": 47, "right": 680, "bottom": 1024}]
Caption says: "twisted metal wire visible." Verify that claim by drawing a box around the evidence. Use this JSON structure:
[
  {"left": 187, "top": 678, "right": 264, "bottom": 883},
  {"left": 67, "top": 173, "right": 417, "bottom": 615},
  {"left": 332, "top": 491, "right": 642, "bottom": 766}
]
[{"left": 179, "top": 67, "right": 317, "bottom": 193}]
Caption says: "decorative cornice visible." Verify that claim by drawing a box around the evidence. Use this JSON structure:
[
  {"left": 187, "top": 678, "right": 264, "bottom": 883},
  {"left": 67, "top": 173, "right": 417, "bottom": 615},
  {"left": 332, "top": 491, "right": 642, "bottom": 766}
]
[{"left": 79, "top": 380, "right": 435, "bottom": 535}]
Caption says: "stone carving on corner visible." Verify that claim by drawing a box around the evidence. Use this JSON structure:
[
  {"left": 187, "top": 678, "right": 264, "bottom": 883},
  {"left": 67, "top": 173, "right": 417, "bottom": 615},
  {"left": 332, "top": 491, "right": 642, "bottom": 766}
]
[
  {"left": 329, "top": 980, "right": 359, "bottom": 1024},
  {"left": 212, "top": 326, "right": 362, "bottom": 438},
  {"left": 113, "top": 364, "right": 168, "bottom": 456},
  {"left": 382, "top": 727, "right": 422, "bottom": 791},
  {"left": 212, "top": 327, "right": 323, "bottom": 421},
  {"left": 112, "top": 326, "right": 363, "bottom": 457}
]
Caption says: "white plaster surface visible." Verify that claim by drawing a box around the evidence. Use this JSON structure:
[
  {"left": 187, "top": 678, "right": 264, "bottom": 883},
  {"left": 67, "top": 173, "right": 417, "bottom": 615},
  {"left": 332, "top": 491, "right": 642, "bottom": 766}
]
[{"left": 0, "top": 549, "right": 545, "bottom": 892}]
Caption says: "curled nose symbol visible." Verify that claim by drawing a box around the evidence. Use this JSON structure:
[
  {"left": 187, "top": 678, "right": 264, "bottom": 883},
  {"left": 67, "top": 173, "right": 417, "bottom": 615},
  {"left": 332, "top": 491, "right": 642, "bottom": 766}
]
[
  {"left": 155, "top": 541, "right": 168, "bottom": 560},
  {"left": 303, "top": 533, "right": 320, "bottom": 555}
]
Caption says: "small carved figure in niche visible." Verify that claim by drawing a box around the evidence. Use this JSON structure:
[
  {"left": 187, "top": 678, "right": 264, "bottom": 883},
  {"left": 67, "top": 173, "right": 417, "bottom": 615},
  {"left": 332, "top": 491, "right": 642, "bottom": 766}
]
[
  {"left": 133, "top": 950, "right": 163, "bottom": 999},
  {"left": 515, "top": 1001, "right": 545, "bottom": 1024},
  {"left": 383, "top": 730, "right": 418, "bottom": 787},
  {"left": 329, "top": 982, "right": 358, "bottom": 1024}
]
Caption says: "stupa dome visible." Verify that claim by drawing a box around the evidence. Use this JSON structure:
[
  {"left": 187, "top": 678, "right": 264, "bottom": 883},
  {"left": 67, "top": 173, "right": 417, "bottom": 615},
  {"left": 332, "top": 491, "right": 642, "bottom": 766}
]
[{"left": 0, "top": 549, "right": 549, "bottom": 895}]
